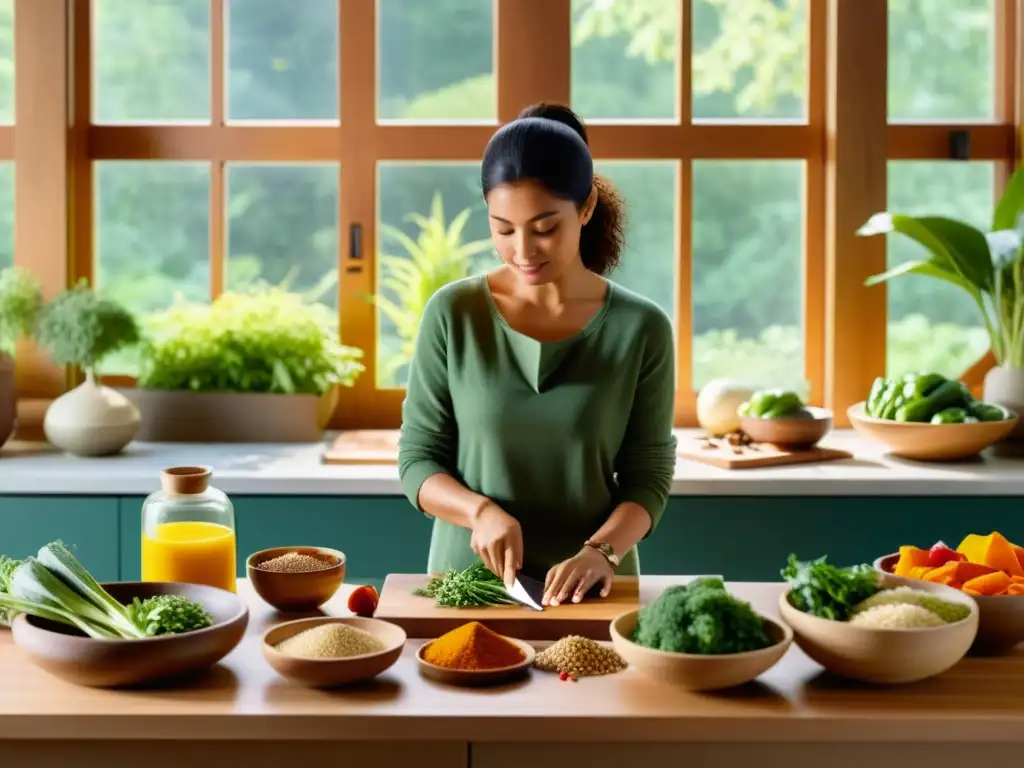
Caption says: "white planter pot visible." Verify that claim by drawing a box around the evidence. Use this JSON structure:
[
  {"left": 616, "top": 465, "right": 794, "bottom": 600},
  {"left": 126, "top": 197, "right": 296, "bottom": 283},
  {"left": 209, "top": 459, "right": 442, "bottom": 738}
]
[
  {"left": 982, "top": 365, "right": 1024, "bottom": 440},
  {"left": 44, "top": 370, "right": 140, "bottom": 456}
]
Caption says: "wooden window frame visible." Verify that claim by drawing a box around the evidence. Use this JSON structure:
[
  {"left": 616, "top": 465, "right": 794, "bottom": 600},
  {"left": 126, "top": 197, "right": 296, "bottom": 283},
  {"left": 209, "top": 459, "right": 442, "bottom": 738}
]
[{"left": 8, "top": 0, "right": 1023, "bottom": 435}]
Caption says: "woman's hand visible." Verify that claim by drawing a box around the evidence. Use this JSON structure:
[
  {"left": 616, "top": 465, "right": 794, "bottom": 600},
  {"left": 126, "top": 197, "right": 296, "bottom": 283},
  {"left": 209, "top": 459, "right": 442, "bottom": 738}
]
[
  {"left": 470, "top": 501, "right": 524, "bottom": 587},
  {"left": 543, "top": 546, "right": 613, "bottom": 607}
]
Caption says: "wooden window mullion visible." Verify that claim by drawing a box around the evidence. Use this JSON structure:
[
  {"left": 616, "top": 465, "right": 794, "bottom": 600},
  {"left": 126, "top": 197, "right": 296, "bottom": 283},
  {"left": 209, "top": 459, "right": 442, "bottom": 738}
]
[{"left": 824, "top": 0, "right": 888, "bottom": 426}]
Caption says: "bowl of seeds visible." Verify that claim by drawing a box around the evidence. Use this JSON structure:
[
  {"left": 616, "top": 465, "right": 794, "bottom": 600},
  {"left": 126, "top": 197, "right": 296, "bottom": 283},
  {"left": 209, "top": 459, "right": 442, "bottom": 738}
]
[
  {"left": 262, "top": 616, "right": 406, "bottom": 688},
  {"left": 247, "top": 546, "right": 346, "bottom": 611},
  {"left": 534, "top": 635, "right": 628, "bottom": 682}
]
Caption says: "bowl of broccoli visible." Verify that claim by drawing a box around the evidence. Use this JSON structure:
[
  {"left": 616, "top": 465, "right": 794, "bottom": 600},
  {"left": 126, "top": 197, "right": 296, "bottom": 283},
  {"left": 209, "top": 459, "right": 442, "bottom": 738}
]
[{"left": 609, "top": 577, "right": 792, "bottom": 691}]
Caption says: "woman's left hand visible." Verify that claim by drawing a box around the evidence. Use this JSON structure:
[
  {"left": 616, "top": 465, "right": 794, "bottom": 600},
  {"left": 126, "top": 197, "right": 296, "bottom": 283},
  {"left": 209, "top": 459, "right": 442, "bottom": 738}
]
[{"left": 542, "top": 546, "right": 614, "bottom": 607}]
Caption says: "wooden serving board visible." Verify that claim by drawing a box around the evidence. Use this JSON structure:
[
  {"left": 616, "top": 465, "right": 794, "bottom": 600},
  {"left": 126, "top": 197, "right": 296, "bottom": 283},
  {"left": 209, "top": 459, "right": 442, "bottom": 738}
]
[
  {"left": 322, "top": 430, "right": 399, "bottom": 465},
  {"left": 374, "top": 574, "right": 640, "bottom": 641},
  {"left": 677, "top": 436, "right": 853, "bottom": 469}
]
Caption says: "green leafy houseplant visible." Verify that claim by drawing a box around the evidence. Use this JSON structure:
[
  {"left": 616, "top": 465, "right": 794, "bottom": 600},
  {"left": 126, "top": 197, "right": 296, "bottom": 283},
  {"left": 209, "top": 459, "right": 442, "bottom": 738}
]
[
  {"left": 136, "top": 284, "right": 363, "bottom": 395},
  {"left": 372, "top": 192, "right": 493, "bottom": 385},
  {"left": 0, "top": 266, "right": 44, "bottom": 357},
  {"left": 858, "top": 164, "right": 1024, "bottom": 369},
  {"left": 35, "top": 280, "right": 140, "bottom": 374}
]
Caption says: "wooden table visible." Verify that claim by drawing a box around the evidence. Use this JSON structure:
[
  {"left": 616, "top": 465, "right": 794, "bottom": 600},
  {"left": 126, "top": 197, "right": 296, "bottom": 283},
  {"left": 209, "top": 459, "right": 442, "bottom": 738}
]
[{"left": 1, "top": 577, "right": 1023, "bottom": 768}]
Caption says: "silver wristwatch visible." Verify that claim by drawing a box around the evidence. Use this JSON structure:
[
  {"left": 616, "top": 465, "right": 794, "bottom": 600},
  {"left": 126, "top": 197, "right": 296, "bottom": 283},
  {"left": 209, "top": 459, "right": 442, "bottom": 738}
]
[{"left": 584, "top": 540, "right": 620, "bottom": 568}]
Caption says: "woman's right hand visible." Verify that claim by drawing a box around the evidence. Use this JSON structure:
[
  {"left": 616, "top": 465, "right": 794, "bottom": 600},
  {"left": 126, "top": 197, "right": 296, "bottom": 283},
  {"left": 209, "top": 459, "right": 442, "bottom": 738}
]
[{"left": 470, "top": 501, "right": 523, "bottom": 586}]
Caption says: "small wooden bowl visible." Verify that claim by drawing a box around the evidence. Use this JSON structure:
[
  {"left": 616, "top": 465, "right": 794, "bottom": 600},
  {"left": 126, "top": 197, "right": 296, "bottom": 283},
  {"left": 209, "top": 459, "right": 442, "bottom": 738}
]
[
  {"left": 262, "top": 616, "right": 406, "bottom": 688},
  {"left": 610, "top": 609, "right": 792, "bottom": 691},
  {"left": 778, "top": 580, "right": 978, "bottom": 684},
  {"left": 848, "top": 401, "right": 1018, "bottom": 461},
  {"left": 739, "top": 406, "right": 833, "bottom": 449},
  {"left": 11, "top": 581, "right": 248, "bottom": 688},
  {"left": 247, "top": 546, "right": 346, "bottom": 611},
  {"left": 874, "top": 553, "right": 1024, "bottom": 655},
  {"left": 416, "top": 636, "right": 535, "bottom": 687}
]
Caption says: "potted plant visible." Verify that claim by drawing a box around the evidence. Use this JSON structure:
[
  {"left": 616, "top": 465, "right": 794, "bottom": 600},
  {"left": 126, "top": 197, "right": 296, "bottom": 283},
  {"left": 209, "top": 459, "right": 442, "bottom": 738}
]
[
  {"left": 0, "top": 267, "right": 44, "bottom": 448},
  {"left": 35, "top": 281, "right": 142, "bottom": 455},
  {"left": 858, "top": 165, "right": 1024, "bottom": 439},
  {"left": 124, "top": 284, "right": 364, "bottom": 442},
  {"left": 372, "top": 192, "right": 493, "bottom": 386}
]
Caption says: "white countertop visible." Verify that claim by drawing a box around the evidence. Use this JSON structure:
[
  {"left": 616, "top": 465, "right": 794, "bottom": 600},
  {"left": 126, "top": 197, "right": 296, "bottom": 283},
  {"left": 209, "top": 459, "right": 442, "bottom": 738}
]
[{"left": 0, "top": 430, "right": 1021, "bottom": 496}]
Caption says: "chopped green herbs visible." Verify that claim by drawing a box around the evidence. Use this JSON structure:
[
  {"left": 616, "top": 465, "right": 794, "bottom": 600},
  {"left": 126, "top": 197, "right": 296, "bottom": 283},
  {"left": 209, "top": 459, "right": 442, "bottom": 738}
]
[{"left": 414, "top": 561, "right": 514, "bottom": 608}]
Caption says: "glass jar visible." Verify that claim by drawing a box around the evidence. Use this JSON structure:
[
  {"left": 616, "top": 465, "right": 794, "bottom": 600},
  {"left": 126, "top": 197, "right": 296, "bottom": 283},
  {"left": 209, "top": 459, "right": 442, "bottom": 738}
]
[{"left": 141, "top": 466, "right": 237, "bottom": 593}]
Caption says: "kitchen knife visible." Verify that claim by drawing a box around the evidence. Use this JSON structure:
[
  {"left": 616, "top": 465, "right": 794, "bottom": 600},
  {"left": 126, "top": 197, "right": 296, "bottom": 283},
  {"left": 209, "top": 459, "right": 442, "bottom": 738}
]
[{"left": 505, "top": 573, "right": 545, "bottom": 611}]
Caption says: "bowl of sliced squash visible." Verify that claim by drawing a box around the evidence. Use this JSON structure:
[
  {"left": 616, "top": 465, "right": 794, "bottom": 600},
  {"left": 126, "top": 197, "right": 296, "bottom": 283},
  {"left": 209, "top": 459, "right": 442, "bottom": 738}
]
[{"left": 874, "top": 531, "right": 1024, "bottom": 656}]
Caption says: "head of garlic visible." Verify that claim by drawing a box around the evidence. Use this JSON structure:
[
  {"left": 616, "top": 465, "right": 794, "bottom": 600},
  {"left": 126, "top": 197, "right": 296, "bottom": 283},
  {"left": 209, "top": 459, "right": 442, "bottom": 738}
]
[{"left": 696, "top": 379, "right": 754, "bottom": 436}]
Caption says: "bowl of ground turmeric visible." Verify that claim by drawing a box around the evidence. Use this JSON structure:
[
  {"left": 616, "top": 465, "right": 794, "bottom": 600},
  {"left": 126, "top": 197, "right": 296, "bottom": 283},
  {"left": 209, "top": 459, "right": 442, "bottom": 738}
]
[
  {"left": 416, "top": 621, "right": 536, "bottom": 687},
  {"left": 247, "top": 546, "right": 346, "bottom": 611}
]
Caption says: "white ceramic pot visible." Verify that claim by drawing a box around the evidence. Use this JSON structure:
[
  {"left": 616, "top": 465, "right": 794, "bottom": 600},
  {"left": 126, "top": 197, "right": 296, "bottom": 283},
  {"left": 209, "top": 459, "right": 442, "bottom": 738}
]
[
  {"left": 982, "top": 365, "right": 1024, "bottom": 440},
  {"left": 44, "top": 370, "right": 140, "bottom": 456}
]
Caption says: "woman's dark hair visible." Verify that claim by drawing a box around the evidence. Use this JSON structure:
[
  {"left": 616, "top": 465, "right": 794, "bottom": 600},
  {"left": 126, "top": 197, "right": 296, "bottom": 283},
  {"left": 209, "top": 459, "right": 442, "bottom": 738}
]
[{"left": 481, "top": 102, "right": 626, "bottom": 275}]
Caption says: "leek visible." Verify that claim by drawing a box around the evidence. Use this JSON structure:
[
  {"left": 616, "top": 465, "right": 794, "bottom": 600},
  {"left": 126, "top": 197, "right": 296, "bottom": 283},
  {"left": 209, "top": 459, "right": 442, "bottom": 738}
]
[
  {"left": 0, "top": 555, "right": 18, "bottom": 627},
  {"left": 0, "top": 594, "right": 118, "bottom": 638},
  {"left": 34, "top": 542, "right": 142, "bottom": 638}
]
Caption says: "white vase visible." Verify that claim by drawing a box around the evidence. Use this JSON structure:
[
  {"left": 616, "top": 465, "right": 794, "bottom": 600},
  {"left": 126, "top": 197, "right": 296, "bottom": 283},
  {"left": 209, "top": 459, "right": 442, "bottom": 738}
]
[
  {"left": 982, "top": 365, "right": 1024, "bottom": 440},
  {"left": 44, "top": 370, "right": 140, "bottom": 456}
]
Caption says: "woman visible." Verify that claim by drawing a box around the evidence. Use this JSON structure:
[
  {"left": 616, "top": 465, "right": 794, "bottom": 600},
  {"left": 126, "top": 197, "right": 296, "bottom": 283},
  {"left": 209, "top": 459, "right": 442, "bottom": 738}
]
[{"left": 398, "top": 102, "right": 676, "bottom": 607}]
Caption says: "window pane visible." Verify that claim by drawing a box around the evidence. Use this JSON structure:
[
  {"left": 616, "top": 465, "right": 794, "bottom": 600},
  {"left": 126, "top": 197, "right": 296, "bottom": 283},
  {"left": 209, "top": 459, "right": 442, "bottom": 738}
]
[
  {"left": 0, "top": 0, "right": 12, "bottom": 124},
  {"left": 885, "top": 161, "right": 993, "bottom": 379},
  {"left": 377, "top": 163, "right": 496, "bottom": 387},
  {"left": 95, "top": 162, "right": 210, "bottom": 374},
  {"left": 377, "top": 0, "right": 494, "bottom": 122},
  {"left": 595, "top": 161, "right": 677, "bottom": 323},
  {"left": 571, "top": 0, "right": 680, "bottom": 121},
  {"left": 888, "top": 0, "right": 994, "bottom": 121},
  {"left": 227, "top": 0, "right": 338, "bottom": 121},
  {"left": 692, "top": 160, "right": 805, "bottom": 393},
  {"left": 0, "top": 162, "right": 11, "bottom": 269},
  {"left": 93, "top": 0, "right": 210, "bottom": 123},
  {"left": 692, "top": 0, "right": 807, "bottom": 121},
  {"left": 226, "top": 164, "right": 339, "bottom": 309}
]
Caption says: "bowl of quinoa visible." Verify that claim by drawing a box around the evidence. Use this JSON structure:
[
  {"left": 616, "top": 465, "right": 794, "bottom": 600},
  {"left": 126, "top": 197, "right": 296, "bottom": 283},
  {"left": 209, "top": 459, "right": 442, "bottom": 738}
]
[{"left": 247, "top": 546, "right": 346, "bottom": 611}]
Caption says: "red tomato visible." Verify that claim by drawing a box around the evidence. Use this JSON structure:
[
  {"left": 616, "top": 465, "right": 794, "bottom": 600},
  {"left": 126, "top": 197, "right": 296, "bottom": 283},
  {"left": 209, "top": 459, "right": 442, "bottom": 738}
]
[
  {"left": 347, "top": 584, "right": 379, "bottom": 617},
  {"left": 927, "top": 543, "right": 965, "bottom": 567}
]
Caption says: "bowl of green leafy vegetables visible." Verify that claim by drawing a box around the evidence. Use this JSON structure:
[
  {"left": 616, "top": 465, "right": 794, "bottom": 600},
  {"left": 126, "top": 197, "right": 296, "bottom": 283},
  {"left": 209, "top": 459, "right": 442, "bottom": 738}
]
[
  {"left": 0, "top": 542, "right": 248, "bottom": 687},
  {"left": 610, "top": 577, "right": 792, "bottom": 691},
  {"left": 779, "top": 554, "right": 977, "bottom": 684}
]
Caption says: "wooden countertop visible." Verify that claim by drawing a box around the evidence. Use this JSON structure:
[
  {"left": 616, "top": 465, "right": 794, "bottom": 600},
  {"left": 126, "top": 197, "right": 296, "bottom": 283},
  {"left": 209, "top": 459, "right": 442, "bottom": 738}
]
[{"left": 1, "top": 576, "right": 1023, "bottom": 744}]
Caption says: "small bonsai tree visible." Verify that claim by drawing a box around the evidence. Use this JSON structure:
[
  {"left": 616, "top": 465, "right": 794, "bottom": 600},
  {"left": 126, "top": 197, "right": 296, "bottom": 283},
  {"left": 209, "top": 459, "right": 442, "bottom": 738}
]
[
  {"left": 0, "top": 267, "right": 44, "bottom": 358},
  {"left": 35, "top": 281, "right": 140, "bottom": 381}
]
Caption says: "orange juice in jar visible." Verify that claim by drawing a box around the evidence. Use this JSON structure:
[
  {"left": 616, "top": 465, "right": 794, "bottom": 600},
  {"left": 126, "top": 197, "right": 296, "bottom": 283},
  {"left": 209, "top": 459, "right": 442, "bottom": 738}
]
[{"left": 141, "top": 466, "right": 237, "bottom": 593}]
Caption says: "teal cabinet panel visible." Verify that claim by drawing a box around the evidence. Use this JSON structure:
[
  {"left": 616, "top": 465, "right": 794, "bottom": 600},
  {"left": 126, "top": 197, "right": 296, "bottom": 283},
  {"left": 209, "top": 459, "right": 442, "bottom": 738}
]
[
  {"left": 639, "top": 496, "right": 1024, "bottom": 581},
  {"left": 234, "top": 497, "right": 433, "bottom": 584},
  {"left": 118, "top": 496, "right": 145, "bottom": 581},
  {"left": 0, "top": 496, "right": 120, "bottom": 582}
]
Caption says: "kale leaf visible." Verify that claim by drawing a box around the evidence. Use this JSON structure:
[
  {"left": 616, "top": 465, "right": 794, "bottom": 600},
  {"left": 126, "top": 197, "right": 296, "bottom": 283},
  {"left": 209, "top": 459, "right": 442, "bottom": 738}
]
[{"left": 781, "top": 553, "right": 881, "bottom": 621}]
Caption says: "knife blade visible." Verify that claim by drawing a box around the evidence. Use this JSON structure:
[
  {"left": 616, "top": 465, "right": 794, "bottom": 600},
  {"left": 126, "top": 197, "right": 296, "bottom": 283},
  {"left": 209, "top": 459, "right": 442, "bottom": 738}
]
[{"left": 505, "top": 573, "right": 545, "bottom": 611}]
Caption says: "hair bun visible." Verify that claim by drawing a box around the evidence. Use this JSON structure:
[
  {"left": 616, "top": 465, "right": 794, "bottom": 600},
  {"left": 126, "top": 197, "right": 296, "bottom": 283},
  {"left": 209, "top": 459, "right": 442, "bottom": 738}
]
[{"left": 517, "top": 102, "right": 589, "bottom": 145}]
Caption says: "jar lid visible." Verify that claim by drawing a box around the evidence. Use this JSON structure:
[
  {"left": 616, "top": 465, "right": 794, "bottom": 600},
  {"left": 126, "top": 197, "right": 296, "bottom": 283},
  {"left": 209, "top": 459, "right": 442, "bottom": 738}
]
[{"left": 160, "top": 466, "right": 212, "bottom": 495}]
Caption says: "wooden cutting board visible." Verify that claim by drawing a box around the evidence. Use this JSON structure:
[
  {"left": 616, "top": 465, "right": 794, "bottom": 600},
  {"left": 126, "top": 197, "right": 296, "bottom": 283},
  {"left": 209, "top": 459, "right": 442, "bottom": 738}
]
[
  {"left": 677, "top": 435, "right": 853, "bottom": 469},
  {"left": 322, "top": 430, "right": 399, "bottom": 465},
  {"left": 374, "top": 574, "right": 640, "bottom": 641}
]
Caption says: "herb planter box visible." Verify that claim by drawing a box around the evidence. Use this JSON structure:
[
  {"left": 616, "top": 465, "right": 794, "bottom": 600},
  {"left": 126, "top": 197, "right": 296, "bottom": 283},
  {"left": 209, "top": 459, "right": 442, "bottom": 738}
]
[{"left": 119, "top": 387, "right": 340, "bottom": 443}]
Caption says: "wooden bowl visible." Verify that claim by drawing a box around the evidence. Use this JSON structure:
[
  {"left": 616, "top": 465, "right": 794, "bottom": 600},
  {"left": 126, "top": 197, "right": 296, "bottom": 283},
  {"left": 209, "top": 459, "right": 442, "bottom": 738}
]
[
  {"left": 778, "top": 581, "right": 978, "bottom": 684},
  {"left": 610, "top": 609, "right": 792, "bottom": 691},
  {"left": 874, "top": 552, "right": 1024, "bottom": 655},
  {"left": 848, "top": 401, "right": 1018, "bottom": 460},
  {"left": 416, "top": 636, "right": 535, "bottom": 687},
  {"left": 247, "top": 546, "right": 346, "bottom": 611},
  {"left": 262, "top": 616, "right": 406, "bottom": 688},
  {"left": 739, "top": 406, "right": 832, "bottom": 449},
  {"left": 11, "top": 581, "right": 248, "bottom": 688}
]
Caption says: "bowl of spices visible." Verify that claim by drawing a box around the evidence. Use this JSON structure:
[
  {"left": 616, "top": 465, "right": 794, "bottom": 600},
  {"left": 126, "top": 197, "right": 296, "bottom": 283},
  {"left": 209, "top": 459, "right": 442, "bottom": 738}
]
[
  {"left": 247, "top": 546, "right": 346, "bottom": 611},
  {"left": 262, "top": 616, "right": 406, "bottom": 688},
  {"left": 416, "top": 621, "right": 535, "bottom": 687}
]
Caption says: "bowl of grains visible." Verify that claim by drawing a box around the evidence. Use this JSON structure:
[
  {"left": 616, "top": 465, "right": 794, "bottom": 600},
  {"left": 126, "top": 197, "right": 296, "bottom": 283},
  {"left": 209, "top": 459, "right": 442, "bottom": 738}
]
[
  {"left": 533, "top": 635, "right": 628, "bottom": 682},
  {"left": 262, "top": 616, "right": 406, "bottom": 688},
  {"left": 247, "top": 546, "right": 346, "bottom": 611}
]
